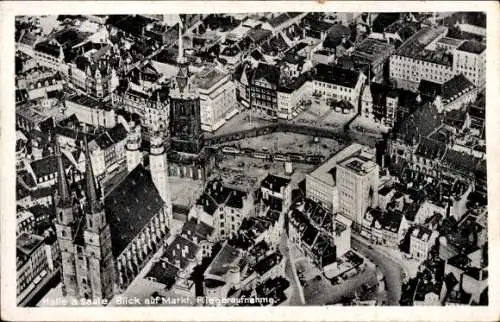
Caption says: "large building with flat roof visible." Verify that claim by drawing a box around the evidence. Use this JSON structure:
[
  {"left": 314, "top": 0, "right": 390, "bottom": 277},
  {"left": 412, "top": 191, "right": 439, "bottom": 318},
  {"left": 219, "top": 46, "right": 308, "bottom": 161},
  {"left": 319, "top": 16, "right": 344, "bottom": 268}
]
[
  {"left": 306, "top": 144, "right": 366, "bottom": 212},
  {"left": 389, "top": 26, "right": 452, "bottom": 91},
  {"left": 192, "top": 66, "right": 238, "bottom": 132},
  {"left": 336, "top": 145, "right": 380, "bottom": 229}
]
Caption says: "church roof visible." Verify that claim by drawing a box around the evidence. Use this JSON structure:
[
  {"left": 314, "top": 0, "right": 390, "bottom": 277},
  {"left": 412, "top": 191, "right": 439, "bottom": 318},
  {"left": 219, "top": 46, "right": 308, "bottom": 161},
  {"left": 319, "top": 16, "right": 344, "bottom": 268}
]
[{"left": 104, "top": 164, "right": 165, "bottom": 258}]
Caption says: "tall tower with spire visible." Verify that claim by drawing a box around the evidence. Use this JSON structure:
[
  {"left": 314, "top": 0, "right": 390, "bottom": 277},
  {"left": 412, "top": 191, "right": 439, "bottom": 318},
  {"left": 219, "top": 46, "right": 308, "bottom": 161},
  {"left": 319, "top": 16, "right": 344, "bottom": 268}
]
[
  {"left": 149, "top": 129, "right": 173, "bottom": 228},
  {"left": 54, "top": 136, "right": 79, "bottom": 297},
  {"left": 169, "top": 19, "right": 204, "bottom": 154},
  {"left": 126, "top": 121, "right": 143, "bottom": 172},
  {"left": 81, "top": 135, "right": 116, "bottom": 301}
]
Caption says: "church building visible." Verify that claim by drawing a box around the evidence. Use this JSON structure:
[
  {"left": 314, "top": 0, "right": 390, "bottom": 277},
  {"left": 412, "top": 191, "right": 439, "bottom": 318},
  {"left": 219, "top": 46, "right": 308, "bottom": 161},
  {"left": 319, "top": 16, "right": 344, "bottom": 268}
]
[{"left": 54, "top": 127, "right": 173, "bottom": 302}]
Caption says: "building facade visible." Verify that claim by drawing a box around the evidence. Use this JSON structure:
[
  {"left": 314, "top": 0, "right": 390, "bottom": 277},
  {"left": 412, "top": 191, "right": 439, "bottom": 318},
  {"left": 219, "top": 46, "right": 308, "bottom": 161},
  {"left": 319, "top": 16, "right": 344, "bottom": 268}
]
[
  {"left": 336, "top": 146, "right": 379, "bottom": 229},
  {"left": 193, "top": 67, "right": 238, "bottom": 132}
]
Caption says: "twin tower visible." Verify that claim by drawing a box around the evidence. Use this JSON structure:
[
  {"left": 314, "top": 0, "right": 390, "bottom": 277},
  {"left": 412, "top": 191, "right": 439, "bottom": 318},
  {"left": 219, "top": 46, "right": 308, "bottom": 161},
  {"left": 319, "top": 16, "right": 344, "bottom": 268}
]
[
  {"left": 54, "top": 123, "right": 172, "bottom": 302},
  {"left": 125, "top": 122, "right": 171, "bottom": 208}
]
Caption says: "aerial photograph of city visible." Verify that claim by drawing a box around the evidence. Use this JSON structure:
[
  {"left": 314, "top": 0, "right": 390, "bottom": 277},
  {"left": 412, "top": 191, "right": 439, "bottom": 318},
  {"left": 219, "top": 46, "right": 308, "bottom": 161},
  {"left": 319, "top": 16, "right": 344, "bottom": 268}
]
[{"left": 14, "top": 11, "right": 488, "bottom": 307}]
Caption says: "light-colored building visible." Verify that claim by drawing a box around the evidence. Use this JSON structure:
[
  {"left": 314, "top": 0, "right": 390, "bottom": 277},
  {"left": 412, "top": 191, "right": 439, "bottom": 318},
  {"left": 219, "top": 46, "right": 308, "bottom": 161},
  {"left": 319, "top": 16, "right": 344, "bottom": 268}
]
[
  {"left": 409, "top": 226, "right": 438, "bottom": 262},
  {"left": 306, "top": 143, "right": 373, "bottom": 212},
  {"left": 111, "top": 82, "right": 169, "bottom": 131},
  {"left": 189, "top": 179, "right": 254, "bottom": 241},
  {"left": 362, "top": 208, "right": 409, "bottom": 248},
  {"left": 192, "top": 67, "right": 238, "bottom": 132},
  {"left": 312, "top": 64, "right": 366, "bottom": 110},
  {"left": 260, "top": 174, "right": 292, "bottom": 212},
  {"left": 336, "top": 145, "right": 379, "bottom": 229},
  {"left": 64, "top": 94, "right": 117, "bottom": 129},
  {"left": 452, "top": 40, "right": 486, "bottom": 89},
  {"left": 276, "top": 77, "right": 311, "bottom": 120},
  {"left": 389, "top": 26, "right": 452, "bottom": 91},
  {"left": 17, "top": 233, "right": 60, "bottom": 305}
]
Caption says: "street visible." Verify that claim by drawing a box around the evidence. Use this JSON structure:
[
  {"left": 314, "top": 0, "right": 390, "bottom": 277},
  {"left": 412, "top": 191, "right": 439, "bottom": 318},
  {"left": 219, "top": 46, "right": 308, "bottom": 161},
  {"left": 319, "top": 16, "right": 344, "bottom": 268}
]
[
  {"left": 352, "top": 235, "right": 403, "bottom": 305},
  {"left": 279, "top": 235, "right": 304, "bottom": 305}
]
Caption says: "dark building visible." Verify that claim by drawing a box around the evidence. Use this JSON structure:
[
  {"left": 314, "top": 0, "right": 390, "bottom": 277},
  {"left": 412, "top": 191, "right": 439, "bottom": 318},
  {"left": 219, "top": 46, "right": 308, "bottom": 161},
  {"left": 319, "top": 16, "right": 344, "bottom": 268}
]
[
  {"left": 169, "top": 24, "right": 204, "bottom": 155},
  {"left": 250, "top": 62, "right": 280, "bottom": 116}
]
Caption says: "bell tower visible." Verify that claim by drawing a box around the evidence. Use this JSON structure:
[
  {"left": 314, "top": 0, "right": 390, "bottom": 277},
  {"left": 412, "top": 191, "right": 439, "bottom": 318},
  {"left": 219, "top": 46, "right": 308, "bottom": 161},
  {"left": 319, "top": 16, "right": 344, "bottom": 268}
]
[
  {"left": 82, "top": 136, "right": 116, "bottom": 301},
  {"left": 126, "top": 122, "right": 142, "bottom": 172},
  {"left": 168, "top": 20, "right": 204, "bottom": 154},
  {"left": 53, "top": 135, "right": 78, "bottom": 297},
  {"left": 149, "top": 129, "right": 173, "bottom": 228}
]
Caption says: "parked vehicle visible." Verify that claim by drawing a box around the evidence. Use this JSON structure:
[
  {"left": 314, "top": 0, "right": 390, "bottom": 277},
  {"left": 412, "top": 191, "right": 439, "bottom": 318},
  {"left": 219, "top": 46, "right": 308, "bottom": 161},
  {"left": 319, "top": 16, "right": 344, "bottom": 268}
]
[
  {"left": 222, "top": 146, "right": 241, "bottom": 154},
  {"left": 273, "top": 154, "right": 288, "bottom": 162},
  {"left": 253, "top": 152, "right": 268, "bottom": 159}
]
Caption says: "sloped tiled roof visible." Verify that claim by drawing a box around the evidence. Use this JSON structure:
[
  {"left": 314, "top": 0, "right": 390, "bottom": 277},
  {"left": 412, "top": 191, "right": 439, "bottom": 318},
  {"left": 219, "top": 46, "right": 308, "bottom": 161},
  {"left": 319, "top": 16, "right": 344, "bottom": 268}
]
[{"left": 104, "top": 164, "right": 165, "bottom": 257}]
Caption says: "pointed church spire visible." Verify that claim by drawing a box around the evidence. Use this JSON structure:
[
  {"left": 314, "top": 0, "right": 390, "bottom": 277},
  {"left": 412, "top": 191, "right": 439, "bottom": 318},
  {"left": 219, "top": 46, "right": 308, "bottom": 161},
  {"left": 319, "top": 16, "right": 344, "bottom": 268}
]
[
  {"left": 55, "top": 135, "right": 71, "bottom": 205},
  {"left": 178, "top": 20, "right": 184, "bottom": 62},
  {"left": 83, "top": 135, "right": 101, "bottom": 214}
]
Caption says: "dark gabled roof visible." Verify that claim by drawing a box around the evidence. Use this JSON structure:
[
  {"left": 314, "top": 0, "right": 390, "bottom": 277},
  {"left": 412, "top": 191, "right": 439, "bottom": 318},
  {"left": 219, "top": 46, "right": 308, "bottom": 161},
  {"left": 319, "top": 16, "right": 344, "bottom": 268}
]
[
  {"left": 252, "top": 63, "right": 280, "bottom": 87},
  {"left": 323, "top": 24, "right": 351, "bottom": 49},
  {"left": 28, "top": 204, "right": 52, "bottom": 219},
  {"left": 261, "top": 174, "right": 290, "bottom": 193},
  {"left": 415, "top": 138, "right": 447, "bottom": 160},
  {"left": 146, "top": 260, "right": 178, "bottom": 289},
  {"left": 34, "top": 41, "right": 60, "bottom": 58},
  {"left": 93, "top": 132, "right": 114, "bottom": 150},
  {"left": 443, "top": 109, "right": 467, "bottom": 128},
  {"left": 456, "top": 40, "right": 486, "bottom": 54},
  {"left": 443, "top": 149, "right": 482, "bottom": 174},
  {"left": 250, "top": 49, "right": 263, "bottom": 61},
  {"left": 268, "top": 13, "right": 292, "bottom": 28},
  {"left": 106, "top": 15, "right": 154, "bottom": 38},
  {"left": 468, "top": 104, "right": 485, "bottom": 120},
  {"left": 104, "top": 164, "right": 165, "bottom": 257},
  {"left": 225, "top": 189, "right": 246, "bottom": 209},
  {"left": 313, "top": 64, "right": 360, "bottom": 88},
  {"left": 30, "top": 186, "right": 53, "bottom": 200},
  {"left": 196, "top": 193, "right": 218, "bottom": 216},
  {"left": 107, "top": 123, "right": 128, "bottom": 143},
  {"left": 16, "top": 89, "right": 29, "bottom": 103},
  {"left": 206, "top": 243, "right": 240, "bottom": 277},
  {"left": 373, "top": 210, "right": 404, "bottom": 233},
  {"left": 254, "top": 251, "right": 283, "bottom": 275},
  {"left": 441, "top": 74, "right": 475, "bottom": 102},
  {"left": 247, "top": 27, "right": 272, "bottom": 43},
  {"left": 181, "top": 217, "right": 214, "bottom": 242},
  {"left": 163, "top": 235, "right": 199, "bottom": 270},
  {"left": 379, "top": 186, "right": 393, "bottom": 197},
  {"left": 392, "top": 103, "right": 442, "bottom": 145},
  {"left": 30, "top": 154, "right": 72, "bottom": 179}
]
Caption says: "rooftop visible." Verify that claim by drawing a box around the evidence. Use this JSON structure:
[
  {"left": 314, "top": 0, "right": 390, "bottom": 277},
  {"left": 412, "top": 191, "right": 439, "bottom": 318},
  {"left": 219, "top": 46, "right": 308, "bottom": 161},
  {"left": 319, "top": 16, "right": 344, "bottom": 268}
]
[
  {"left": 104, "top": 164, "right": 166, "bottom": 258},
  {"left": 437, "top": 36, "right": 464, "bottom": 47},
  {"left": 395, "top": 26, "right": 452, "bottom": 66},
  {"left": 181, "top": 217, "right": 214, "bottom": 243},
  {"left": 313, "top": 63, "right": 361, "bottom": 88},
  {"left": 206, "top": 243, "right": 241, "bottom": 277},
  {"left": 352, "top": 38, "right": 395, "bottom": 62},
  {"left": 192, "top": 67, "right": 228, "bottom": 90},
  {"left": 146, "top": 260, "right": 178, "bottom": 289},
  {"left": 17, "top": 232, "right": 44, "bottom": 257},
  {"left": 261, "top": 174, "right": 291, "bottom": 193},
  {"left": 309, "top": 143, "right": 369, "bottom": 186},
  {"left": 411, "top": 225, "right": 433, "bottom": 242},
  {"left": 456, "top": 40, "right": 486, "bottom": 54},
  {"left": 163, "top": 235, "right": 199, "bottom": 270}
]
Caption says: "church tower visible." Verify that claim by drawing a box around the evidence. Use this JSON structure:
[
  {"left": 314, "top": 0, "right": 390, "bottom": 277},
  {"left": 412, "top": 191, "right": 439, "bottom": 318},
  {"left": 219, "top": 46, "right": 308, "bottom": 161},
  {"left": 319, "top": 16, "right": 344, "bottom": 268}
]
[
  {"left": 149, "top": 130, "right": 173, "bottom": 227},
  {"left": 169, "top": 20, "right": 204, "bottom": 154},
  {"left": 81, "top": 136, "right": 116, "bottom": 301},
  {"left": 54, "top": 136, "right": 78, "bottom": 297},
  {"left": 126, "top": 122, "right": 142, "bottom": 172}
]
